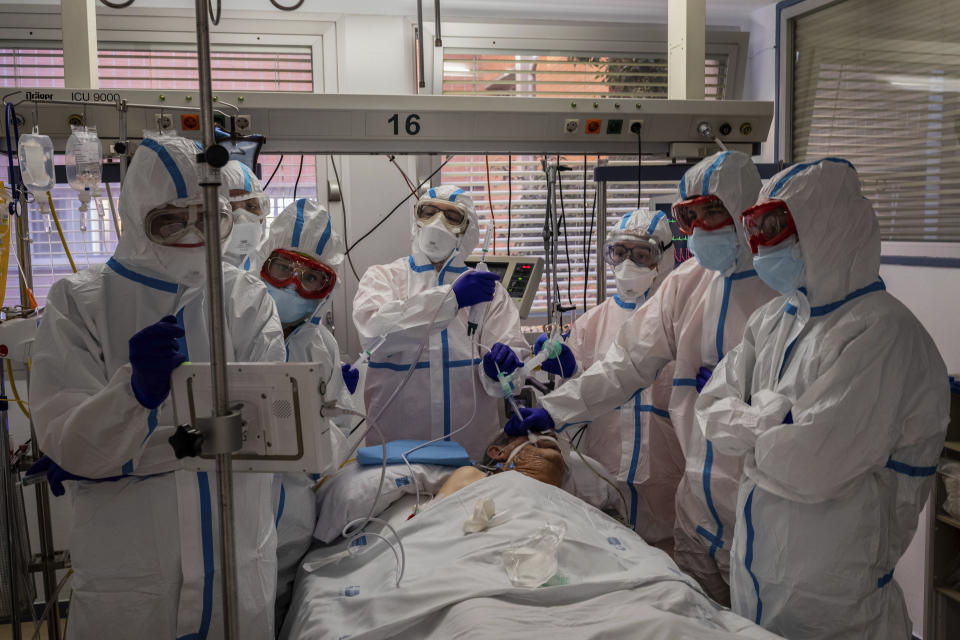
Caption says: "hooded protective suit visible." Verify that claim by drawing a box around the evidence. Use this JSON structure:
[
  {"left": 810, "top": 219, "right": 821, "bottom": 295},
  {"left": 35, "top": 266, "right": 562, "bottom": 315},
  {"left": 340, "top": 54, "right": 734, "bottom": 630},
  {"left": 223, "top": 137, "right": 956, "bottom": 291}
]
[
  {"left": 30, "top": 136, "right": 286, "bottom": 639},
  {"left": 256, "top": 198, "right": 357, "bottom": 624},
  {"left": 538, "top": 151, "right": 775, "bottom": 601},
  {"left": 219, "top": 160, "right": 266, "bottom": 270},
  {"left": 563, "top": 208, "right": 682, "bottom": 545},
  {"left": 353, "top": 185, "right": 529, "bottom": 459},
  {"left": 696, "top": 158, "right": 949, "bottom": 639}
]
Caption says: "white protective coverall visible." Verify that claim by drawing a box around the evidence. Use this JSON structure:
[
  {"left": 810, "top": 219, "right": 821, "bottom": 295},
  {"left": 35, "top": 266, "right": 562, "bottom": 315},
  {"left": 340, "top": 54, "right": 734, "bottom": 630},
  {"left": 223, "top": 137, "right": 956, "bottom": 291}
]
[
  {"left": 256, "top": 197, "right": 358, "bottom": 625},
  {"left": 539, "top": 151, "right": 775, "bottom": 601},
  {"left": 696, "top": 158, "right": 950, "bottom": 639},
  {"left": 564, "top": 208, "right": 683, "bottom": 546},
  {"left": 30, "top": 136, "right": 286, "bottom": 639},
  {"left": 219, "top": 160, "right": 266, "bottom": 270},
  {"left": 353, "top": 185, "right": 529, "bottom": 460}
]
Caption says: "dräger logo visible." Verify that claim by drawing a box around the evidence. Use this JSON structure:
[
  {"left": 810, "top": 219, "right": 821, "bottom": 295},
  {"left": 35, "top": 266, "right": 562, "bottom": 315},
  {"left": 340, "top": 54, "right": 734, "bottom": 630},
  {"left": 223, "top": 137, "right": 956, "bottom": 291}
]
[{"left": 25, "top": 92, "right": 53, "bottom": 101}]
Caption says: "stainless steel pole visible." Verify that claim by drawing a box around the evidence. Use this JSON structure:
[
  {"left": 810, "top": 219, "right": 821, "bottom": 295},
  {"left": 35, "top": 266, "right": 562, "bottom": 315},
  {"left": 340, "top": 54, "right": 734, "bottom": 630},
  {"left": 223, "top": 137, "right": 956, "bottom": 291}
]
[
  {"left": 15, "top": 193, "right": 31, "bottom": 308},
  {"left": 23, "top": 364, "right": 60, "bottom": 640},
  {"left": 0, "top": 368, "right": 22, "bottom": 640},
  {"left": 193, "top": 1, "right": 238, "bottom": 637},
  {"left": 595, "top": 167, "right": 608, "bottom": 305},
  {"left": 542, "top": 162, "right": 556, "bottom": 331},
  {"left": 117, "top": 99, "right": 128, "bottom": 184},
  {"left": 416, "top": 0, "right": 426, "bottom": 89}
]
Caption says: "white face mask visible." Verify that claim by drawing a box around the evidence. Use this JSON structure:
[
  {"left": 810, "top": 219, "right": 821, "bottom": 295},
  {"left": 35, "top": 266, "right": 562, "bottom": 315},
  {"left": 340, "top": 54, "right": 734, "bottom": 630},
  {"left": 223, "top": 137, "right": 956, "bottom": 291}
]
[
  {"left": 614, "top": 260, "right": 657, "bottom": 301},
  {"left": 417, "top": 218, "right": 460, "bottom": 262},
  {"left": 150, "top": 243, "right": 207, "bottom": 286},
  {"left": 224, "top": 209, "right": 264, "bottom": 261}
]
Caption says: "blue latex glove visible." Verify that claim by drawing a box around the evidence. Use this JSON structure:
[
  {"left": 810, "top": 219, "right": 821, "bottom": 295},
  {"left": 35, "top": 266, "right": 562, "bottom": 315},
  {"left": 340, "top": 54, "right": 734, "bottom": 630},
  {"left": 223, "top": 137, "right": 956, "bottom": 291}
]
[
  {"left": 26, "top": 455, "right": 123, "bottom": 497},
  {"left": 695, "top": 366, "right": 714, "bottom": 393},
  {"left": 129, "top": 315, "right": 188, "bottom": 409},
  {"left": 784, "top": 410, "right": 793, "bottom": 424},
  {"left": 341, "top": 363, "right": 360, "bottom": 394},
  {"left": 482, "top": 342, "right": 522, "bottom": 381},
  {"left": 533, "top": 333, "right": 577, "bottom": 378},
  {"left": 504, "top": 407, "right": 555, "bottom": 437},
  {"left": 452, "top": 271, "right": 499, "bottom": 308}
]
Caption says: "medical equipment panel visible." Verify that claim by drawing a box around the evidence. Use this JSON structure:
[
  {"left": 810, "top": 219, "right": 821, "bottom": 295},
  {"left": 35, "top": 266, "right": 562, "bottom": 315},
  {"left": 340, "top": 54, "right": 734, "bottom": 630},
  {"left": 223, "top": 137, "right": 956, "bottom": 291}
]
[
  {"left": 464, "top": 254, "right": 543, "bottom": 318},
  {"left": 169, "top": 362, "right": 341, "bottom": 474}
]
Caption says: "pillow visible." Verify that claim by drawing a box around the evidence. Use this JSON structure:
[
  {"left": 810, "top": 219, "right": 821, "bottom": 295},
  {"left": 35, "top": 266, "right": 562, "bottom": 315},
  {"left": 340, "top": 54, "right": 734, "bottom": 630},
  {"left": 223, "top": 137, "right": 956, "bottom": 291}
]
[
  {"left": 314, "top": 462, "right": 455, "bottom": 543},
  {"left": 562, "top": 451, "right": 622, "bottom": 513},
  {"left": 357, "top": 440, "right": 471, "bottom": 467}
]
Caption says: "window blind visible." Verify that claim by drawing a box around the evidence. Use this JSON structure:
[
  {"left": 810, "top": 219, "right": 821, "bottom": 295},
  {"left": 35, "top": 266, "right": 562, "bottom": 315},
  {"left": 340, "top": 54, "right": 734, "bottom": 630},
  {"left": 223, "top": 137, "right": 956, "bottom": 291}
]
[
  {"left": 1, "top": 45, "right": 315, "bottom": 307},
  {"left": 442, "top": 51, "right": 726, "bottom": 316},
  {"left": 791, "top": 0, "right": 960, "bottom": 241}
]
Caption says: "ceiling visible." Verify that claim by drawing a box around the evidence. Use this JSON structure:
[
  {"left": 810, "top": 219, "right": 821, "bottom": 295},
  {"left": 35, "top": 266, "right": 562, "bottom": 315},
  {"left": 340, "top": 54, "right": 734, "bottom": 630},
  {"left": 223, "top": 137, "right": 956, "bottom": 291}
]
[{"left": 4, "top": 0, "right": 781, "bottom": 26}]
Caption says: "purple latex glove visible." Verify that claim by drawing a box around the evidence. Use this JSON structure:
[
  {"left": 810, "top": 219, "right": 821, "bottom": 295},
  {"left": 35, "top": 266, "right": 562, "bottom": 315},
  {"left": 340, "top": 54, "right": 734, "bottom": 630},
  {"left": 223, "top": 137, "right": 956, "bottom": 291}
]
[
  {"left": 695, "top": 366, "right": 714, "bottom": 393},
  {"left": 482, "top": 342, "right": 522, "bottom": 381},
  {"left": 504, "top": 407, "right": 555, "bottom": 437},
  {"left": 341, "top": 363, "right": 360, "bottom": 394},
  {"left": 533, "top": 333, "right": 577, "bottom": 378},
  {"left": 452, "top": 271, "right": 499, "bottom": 308},
  {"left": 129, "top": 315, "right": 187, "bottom": 409}
]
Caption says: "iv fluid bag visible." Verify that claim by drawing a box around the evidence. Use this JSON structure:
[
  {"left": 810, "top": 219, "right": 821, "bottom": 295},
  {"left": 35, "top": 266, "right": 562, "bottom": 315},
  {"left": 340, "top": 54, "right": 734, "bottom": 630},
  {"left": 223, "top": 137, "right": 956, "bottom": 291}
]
[
  {"left": 65, "top": 125, "right": 102, "bottom": 210},
  {"left": 17, "top": 128, "right": 55, "bottom": 195}
]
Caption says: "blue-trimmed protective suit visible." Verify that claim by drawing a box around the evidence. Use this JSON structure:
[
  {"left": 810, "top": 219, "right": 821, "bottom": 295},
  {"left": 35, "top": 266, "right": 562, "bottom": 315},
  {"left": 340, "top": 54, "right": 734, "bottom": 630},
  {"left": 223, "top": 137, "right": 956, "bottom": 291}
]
[
  {"left": 352, "top": 185, "right": 529, "bottom": 459},
  {"left": 30, "top": 136, "right": 286, "bottom": 639},
  {"left": 562, "top": 208, "right": 681, "bottom": 547},
  {"left": 696, "top": 158, "right": 949, "bottom": 639},
  {"left": 539, "top": 151, "right": 776, "bottom": 602}
]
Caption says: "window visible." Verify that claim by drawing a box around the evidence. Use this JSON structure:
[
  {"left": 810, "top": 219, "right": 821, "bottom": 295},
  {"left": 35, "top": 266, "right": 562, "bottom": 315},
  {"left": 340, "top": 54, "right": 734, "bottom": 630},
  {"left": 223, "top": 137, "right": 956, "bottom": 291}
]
[
  {"left": 1, "top": 45, "right": 315, "bottom": 306},
  {"left": 441, "top": 51, "right": 726, "bottom": 316},
  {"left": 789, "top": 0, "right": 960, "bottom": 242}
]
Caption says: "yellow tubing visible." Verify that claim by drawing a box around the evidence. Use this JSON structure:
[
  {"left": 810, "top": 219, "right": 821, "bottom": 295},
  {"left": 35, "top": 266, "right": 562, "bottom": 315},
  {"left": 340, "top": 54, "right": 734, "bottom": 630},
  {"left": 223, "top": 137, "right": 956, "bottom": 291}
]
[
  {"left": 5, "top": 359, "right": 30, "bottom": 419},
  {"left": 46, "top": 191, "right": 77, "bottom": 274}
]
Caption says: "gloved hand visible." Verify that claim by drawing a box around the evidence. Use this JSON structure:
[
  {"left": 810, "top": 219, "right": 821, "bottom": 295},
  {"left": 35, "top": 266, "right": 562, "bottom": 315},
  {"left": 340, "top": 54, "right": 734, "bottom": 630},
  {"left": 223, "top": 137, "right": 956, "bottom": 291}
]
[
  {"left": 129, "top": 315, "right": 188, "bottom": 409},
  {"left": 695, "top": 366, "right": 713, "bottom": 393},
  {"left": 504, "top": 407, "right": 555, "bottom": 437},
  {"left": 27, "top": 456, "right": 82, "bottom": 497},
  {"left": 482, "top": 342, "right": 522, "bottom": 381},
  {"left": 452, "top": 271, "right": 499, "bottom": 308},
  {"left": 784, "top": 410, "right": 793, "bottom": 424},
  {"left": 341, "top": 363, "right": 360, "bottom": 394},
  {"left": 533, "top": 333, "right": 577, "bottom": 378}
]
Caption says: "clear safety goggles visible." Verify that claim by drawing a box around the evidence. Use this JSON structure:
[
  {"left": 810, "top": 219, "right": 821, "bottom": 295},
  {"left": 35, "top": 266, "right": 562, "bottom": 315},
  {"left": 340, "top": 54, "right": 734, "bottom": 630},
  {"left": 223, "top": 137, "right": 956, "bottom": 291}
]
[
  {"left": 228, "top": 189, "right": 269, "bottom": 218},
  {"left": 144, "top": 202, "right": 233, "bottom": 247},
  {"left": 740, "top": 200, "right": 798, "bottom": 254},
  {"left": 671, "top": 194, "right": 734, "bottom": 235},
  {"left": 602, "top": 232, "right": 663, "bottom": 268},
  {"left": 261, "top": 248, "right": 336, "bottom": 299},
  {"left": 414, "top": 200, "right": 468, "bottom": 233}
]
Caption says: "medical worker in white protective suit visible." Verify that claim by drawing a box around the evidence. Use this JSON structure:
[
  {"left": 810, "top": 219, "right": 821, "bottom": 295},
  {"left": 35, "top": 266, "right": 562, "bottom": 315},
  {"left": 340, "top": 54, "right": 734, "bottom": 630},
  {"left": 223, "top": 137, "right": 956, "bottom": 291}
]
[
  {"left": 30, "top": 136, "right": 286, "bottom": 639},
  {"left": 696, "top": 158, "right": 949, "bottom": 639},
  {"left": 353, "top": 185, "right": 529, "bottom": 459},
  {"left": 219, "top": 159, "right": 268, "bottom": 270},
  {"left": 256, "top": 197, "right": 360, "bottom": 626},
  {"left": 563, "top": 208, "right": 683, "bottom": 548},
  {"left": 508, "top": 151, "right": 776, "bottom": 604}
]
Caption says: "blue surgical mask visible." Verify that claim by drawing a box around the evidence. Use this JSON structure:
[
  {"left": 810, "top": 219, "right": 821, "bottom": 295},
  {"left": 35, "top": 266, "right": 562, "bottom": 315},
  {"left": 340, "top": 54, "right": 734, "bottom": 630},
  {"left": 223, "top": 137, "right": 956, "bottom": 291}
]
[
  {"left": 264, "top": 281, "right": 320, "bottom": 325},
  {"left": 687, "top": 226, "right": 739, "bottom": 273},
  {"left": 753, "top": 237, "right": 805, "bottom": 294}
]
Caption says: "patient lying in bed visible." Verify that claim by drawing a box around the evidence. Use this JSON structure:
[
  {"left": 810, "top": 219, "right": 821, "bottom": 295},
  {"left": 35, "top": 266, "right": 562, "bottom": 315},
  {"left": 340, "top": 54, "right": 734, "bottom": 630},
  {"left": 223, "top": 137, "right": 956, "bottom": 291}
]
[{"left": 281, "top": 431, "right": 784, "bottom": 640}]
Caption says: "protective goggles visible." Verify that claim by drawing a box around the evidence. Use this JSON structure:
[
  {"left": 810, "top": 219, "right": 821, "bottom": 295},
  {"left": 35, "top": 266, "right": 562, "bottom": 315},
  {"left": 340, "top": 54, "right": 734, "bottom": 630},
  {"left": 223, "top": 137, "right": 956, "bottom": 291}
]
[
  {"left": 671, "top": 194, "right": 734, "bottom": 235},
  {"left": 260, "top": 248, "right": 336, "bottom": 299},
  {"left": 144, "top": 203, "right": 233, "bottom": 247},
  {"left": 414, "top": 200, "right": 468, "bottom": 232},
  {"left": 740, "top": 199, "right": 798, "bottom": 254},
  {"left": 602, "top": 233, "right": 663, "bottom": 268},
  {"left": 228, "top": 190, "right": 269, "bottom": 218}
]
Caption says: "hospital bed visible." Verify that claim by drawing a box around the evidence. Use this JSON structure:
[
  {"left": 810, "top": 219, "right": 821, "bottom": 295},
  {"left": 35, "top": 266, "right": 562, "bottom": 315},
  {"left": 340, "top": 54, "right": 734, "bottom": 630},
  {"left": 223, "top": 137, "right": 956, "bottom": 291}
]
[{"left": 280, "top": 468, "right": 782, "bottom": 640}]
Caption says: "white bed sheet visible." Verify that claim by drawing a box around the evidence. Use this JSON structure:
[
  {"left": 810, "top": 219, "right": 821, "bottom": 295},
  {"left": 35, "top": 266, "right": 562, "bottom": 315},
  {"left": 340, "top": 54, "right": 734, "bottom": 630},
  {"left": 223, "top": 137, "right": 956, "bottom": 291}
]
[{"left": 281, "top": 471, "right": 782, "bottom": 640}]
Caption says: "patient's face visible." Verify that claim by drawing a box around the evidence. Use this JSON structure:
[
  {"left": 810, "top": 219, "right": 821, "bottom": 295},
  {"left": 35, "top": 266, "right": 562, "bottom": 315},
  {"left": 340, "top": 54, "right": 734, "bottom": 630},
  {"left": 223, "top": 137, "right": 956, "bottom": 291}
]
[{"left": 486, "top": 435, "right": 566, "bottom": 488}]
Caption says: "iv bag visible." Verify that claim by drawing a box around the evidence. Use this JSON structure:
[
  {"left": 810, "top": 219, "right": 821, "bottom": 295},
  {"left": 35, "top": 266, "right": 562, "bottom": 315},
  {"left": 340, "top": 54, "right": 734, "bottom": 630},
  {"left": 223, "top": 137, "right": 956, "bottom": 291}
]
[
  {"left": 65, "top": 125, "right": 102, "bottom": 211},
  {"left": 17, "top": 127, "right": 55, "bottom": 210}
]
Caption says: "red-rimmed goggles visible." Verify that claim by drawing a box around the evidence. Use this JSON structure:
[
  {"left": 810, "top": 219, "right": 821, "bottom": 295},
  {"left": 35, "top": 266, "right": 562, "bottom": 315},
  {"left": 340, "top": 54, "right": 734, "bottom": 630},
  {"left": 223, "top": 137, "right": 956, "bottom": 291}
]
[
  {"left": 740, "top": 199, "right": 798, "bottom": 254},
  {"left": 260, "top": 249, "right": 336, "bottom": 299},
  {"left": 671, "top": 194, "right": 734, "bottom": 235}
]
